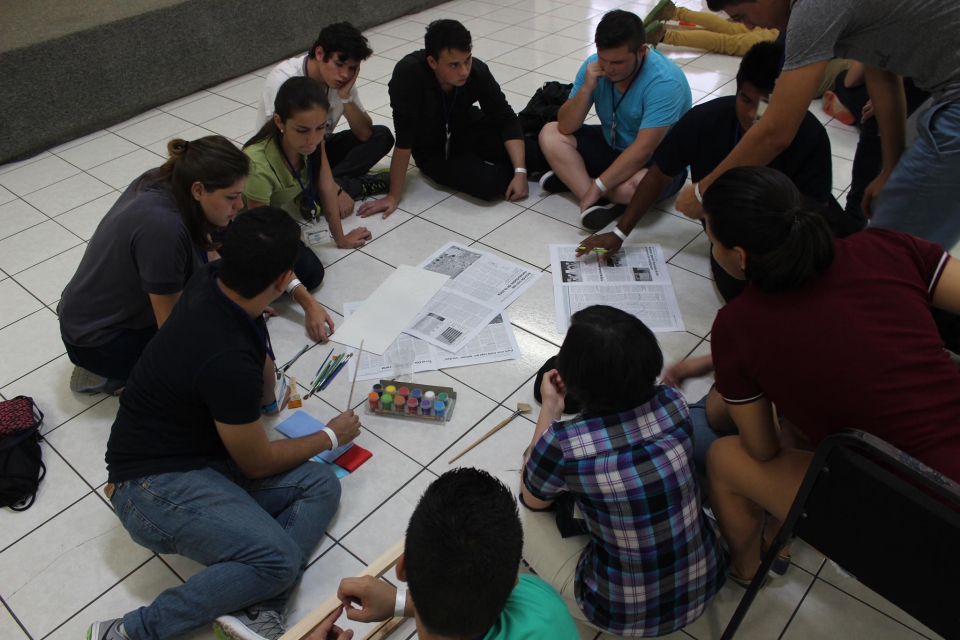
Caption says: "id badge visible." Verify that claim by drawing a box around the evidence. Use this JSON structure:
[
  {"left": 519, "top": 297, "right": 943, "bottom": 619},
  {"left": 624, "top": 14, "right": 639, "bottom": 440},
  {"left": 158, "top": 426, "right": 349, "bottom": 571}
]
[
  {"left": 755, "top": 97, "right": 770, "bottom": 123},
  {"left": 304, "top": 221, "right": 331, "bottom": 245}
]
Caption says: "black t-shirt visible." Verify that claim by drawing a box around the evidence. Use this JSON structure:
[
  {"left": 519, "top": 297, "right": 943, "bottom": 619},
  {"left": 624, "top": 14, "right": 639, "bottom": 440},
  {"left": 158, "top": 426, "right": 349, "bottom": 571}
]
[
  {"left": 388, "top": 50, "right": 523, "bottom": 157},
  {"left": 105, "top": 262, "right": 267, "bottom": 483},
  {"left": 652, "top": 95, "right": 832, "bottom": 203}
]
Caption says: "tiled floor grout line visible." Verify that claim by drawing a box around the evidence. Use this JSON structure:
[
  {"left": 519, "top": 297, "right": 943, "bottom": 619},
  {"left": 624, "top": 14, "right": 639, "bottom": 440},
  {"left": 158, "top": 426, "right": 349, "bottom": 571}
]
[{"left": 1, "top": 593, "right": 35, "bottom": 640}]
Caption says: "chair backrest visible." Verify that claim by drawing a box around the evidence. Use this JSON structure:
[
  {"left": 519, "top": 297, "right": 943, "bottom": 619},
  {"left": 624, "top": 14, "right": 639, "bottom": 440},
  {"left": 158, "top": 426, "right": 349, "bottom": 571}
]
[{"left": 792, "top": 430, "right": 960, "bottom": 639}]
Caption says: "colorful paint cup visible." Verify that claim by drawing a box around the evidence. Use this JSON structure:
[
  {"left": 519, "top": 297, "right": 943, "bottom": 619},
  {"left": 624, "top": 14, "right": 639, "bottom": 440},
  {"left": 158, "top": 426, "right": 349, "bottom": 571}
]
[
  {"left": 372, "top": 384, "right": 383, "bottom": 397},
  {"left": 381, "top": 393, "right": 393, "bottom": 411},
  {"left": 434, "top": 401, "right": 446, "bottom": 419},
  {"left": 406, "top": 398, "right": 418, "bottom": 415},
  {"left": 437, "top": 392, "right": 448, "bottom": 404},
  {"left": 368, "top": 392, "right": 379, "bottom": 410},
  {"left": 385, "top": 385, "right": 397, "bottom": 396},
  {"left": 420, "top": 399, "right": 432, "bottom": 416},
  {"left": 411, "top": 389, "right": 422, "bottom": 400},
  {"left": 424, "top": 390, "right": 436, "bottom": 402}
]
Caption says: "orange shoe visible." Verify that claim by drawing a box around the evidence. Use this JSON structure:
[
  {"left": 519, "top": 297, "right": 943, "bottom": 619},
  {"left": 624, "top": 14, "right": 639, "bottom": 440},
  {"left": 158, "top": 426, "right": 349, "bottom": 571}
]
[{"left": 822, "top": 91, "right": 855, "bottom": 126}]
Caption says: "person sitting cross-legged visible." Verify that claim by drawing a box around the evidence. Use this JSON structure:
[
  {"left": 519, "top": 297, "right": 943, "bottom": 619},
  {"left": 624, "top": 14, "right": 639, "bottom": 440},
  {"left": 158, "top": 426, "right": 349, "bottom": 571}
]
[
  {"left": 86, "top": 207, "right": 361, "bottom": 640},
  {"left": 358, "top": 19, "right": 530, "bottom": 219},
  {"left": 538, "top": 9, "right": 691, "bottom": 231},
  {"left": 578, "top": 40, "right": 862, "bottom": 302},
  {"left": 330, "top": 468, "right": 580, "bottom": 640}
]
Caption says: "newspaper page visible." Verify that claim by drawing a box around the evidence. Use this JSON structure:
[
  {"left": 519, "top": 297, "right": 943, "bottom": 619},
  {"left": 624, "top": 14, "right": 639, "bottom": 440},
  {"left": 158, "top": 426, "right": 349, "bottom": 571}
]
[
  {"left": 406, "top": 243, "right": 541, "bottom": 352},
  {"left": 550, "top": 244, "right": 685, "bottom": 333},
  {"left": 344, "top": 303, "right": 522, "bottom": 381}
]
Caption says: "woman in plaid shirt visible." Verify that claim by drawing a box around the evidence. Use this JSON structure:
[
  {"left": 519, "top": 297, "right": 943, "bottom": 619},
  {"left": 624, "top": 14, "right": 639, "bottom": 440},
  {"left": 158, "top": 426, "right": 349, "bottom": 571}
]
[{"left": 520, "top": 305, "right": 728, "bottom": 637}]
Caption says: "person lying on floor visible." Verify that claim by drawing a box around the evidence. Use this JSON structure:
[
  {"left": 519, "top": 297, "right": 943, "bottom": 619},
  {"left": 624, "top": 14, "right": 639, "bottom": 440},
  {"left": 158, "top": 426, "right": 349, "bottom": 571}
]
[
  {"left": 520, "top": 305, "right": 727, "bottom": 637},
  {"left": 538, "top": 9, "right": 691, "bottom": 231},
  {"left": 256, "top": 22, "right": 393, "bottom": 205},
  {"left": 577, "top": 40, "right": 862, "bottom": 302},
  {"left": 87, "top": 207, "right": 361, "bottom": 640},
  {"left": 325, "top": 468, "right": 580, "bottom": 640},
  {"left": 358, "top": 19, "right": 531, "bottom": 219},
  {"left": 678, "top": 166, "right": 960, "bottom": 586}
]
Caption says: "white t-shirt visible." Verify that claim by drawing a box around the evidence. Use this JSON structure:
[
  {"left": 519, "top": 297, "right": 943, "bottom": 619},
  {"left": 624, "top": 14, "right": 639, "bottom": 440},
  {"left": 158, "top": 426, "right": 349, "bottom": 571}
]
[{"left": 255, "top": 54, "right": 366, "bottom": 136}]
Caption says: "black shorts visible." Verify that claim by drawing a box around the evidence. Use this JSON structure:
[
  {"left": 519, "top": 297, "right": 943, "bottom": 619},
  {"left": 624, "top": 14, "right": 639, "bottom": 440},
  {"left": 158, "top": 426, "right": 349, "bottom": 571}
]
[{"left": 572, "top": 124, "right": 621, "bottom": 178}]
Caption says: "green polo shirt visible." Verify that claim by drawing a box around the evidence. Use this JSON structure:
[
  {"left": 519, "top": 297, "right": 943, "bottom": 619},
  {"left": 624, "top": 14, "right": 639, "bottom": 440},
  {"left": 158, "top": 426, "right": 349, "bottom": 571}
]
[
  {"left": 242, "top": 135, "right": 318, "bottom": 208},
  {"left": 484, "top": 575, "right": 579, "bottom": 640}
]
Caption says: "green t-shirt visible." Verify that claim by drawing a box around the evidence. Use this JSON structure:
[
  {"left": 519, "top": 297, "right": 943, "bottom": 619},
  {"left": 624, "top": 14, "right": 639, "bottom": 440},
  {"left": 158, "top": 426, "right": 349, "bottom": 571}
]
[
  {"left": 484, "top": 575, "right": 580, "bottom": 640},
  {"left": 242, "top": 135, "right": 318, "bottom": 208}
]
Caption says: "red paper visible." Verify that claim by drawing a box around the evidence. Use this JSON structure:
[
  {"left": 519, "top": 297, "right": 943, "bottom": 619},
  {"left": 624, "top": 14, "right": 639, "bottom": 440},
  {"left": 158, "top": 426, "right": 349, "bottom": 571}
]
[{"left": 334, "top": 444, "right": 372, "bottom": 472}]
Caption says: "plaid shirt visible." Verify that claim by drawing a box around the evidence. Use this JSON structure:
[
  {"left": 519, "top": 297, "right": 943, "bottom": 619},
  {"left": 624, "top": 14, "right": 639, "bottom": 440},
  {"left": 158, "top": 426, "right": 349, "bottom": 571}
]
[{"left": 523, "top": 386, "right": 728, "bottom": 637}]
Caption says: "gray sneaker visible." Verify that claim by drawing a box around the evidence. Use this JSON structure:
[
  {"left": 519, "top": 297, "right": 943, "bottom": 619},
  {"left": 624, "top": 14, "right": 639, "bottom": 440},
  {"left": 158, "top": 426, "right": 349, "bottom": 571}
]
[
  {"left": 87, "top": 620, "right": 130, "bottom": 640},
  {"left": 214, "top": 609, "right": 286, "bottom": 640},
  {"left": 357, "top": 170, "right": 391, "bottom": 198},
  {"left": 70, "top": 366, "right": 124, "bottom": 396}
]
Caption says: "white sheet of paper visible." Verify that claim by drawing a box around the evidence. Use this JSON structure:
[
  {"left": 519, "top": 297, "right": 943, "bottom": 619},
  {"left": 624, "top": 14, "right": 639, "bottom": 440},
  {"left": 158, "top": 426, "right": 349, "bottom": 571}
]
[
  {"left": 550, "top": 244, "right": 685, "bottom": 333},
  {"left": 331, "top": 265, "right": 449, "bottom": 355}
]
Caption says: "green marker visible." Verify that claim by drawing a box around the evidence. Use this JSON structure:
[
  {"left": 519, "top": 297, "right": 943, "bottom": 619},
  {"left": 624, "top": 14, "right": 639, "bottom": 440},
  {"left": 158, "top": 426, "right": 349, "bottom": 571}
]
[{"left": 577, "top": 246, "right": 608, "bottom": 254}]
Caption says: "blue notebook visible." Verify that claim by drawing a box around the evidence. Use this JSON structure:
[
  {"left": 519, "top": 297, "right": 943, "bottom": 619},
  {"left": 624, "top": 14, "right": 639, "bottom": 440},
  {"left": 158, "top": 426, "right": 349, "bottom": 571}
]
[{"left": 275, "top": 410, "right": 355, "bottom": 463}]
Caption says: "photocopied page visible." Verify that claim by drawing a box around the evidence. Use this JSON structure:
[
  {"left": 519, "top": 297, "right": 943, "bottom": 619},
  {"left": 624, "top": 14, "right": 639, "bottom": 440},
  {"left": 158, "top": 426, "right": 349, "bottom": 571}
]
[
  {"left": 344, "top": 303, "right": 522, "bottom": 382},
  {"left": 406, "top": 242, "right": 541, "bottom": 352},
  {"left": 331, "top": 264, "right": 449, "bottom": 355},
  {"left": 550, "top": 244, "right": 685, "bottom": 333}
]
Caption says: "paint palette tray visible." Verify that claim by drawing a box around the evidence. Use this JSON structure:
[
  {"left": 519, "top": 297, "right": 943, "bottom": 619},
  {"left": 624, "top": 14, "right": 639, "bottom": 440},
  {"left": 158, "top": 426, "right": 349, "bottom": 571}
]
[{"left": 363, "top": 379, "right": 457, "bottom": 423}]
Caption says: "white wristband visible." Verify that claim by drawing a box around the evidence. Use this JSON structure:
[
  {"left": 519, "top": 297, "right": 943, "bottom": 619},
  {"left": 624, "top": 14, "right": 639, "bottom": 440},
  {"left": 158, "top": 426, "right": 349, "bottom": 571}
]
[
  {"left": 394, "top": 587, "right": 408, "bottom": 618},
  {"left": 693, "top": 182, "right": 704, "bottom": 203},
  {"left": 612, "top": 227, "right": 628, "bottom": 242},
  {"left": 595, "top": 177, "right": 607, "bottom": 193},
  {"left": 340, "top": 95, "right": 354, "bottom": 104},
  {"left": 285, "top": 278, "right": 303, "bottom": 295},
  {"left": 514, "top": 167, "right": 527, "bottom": 174},
  {"left": 322, "top": 426, "right": 339, "bottom": 451}
]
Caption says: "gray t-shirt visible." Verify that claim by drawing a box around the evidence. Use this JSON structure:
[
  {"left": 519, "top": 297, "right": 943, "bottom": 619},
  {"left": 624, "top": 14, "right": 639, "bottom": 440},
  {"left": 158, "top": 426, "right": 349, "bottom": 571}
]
[
  {"left": 59, "top": 170, "right": 202, "bottom": 347},
  {"left": 784, "top": 0, "right": 960, "bottom": 104}
]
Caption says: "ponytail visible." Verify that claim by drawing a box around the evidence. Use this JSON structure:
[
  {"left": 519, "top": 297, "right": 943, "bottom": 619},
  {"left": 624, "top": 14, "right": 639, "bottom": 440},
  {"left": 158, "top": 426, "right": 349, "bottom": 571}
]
[
  {"left": 704, "top": 167, "right": 835, "bottom": 293},
  {"left": 146, "top": 135, "right": 250, "bottom": 251}
]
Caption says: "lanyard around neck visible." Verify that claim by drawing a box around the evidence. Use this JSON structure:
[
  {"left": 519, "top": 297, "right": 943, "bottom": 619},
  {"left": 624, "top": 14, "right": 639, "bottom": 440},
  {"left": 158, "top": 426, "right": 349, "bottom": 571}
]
[
  {"left": 440, "top": 85, "right": 459, "bottom": 160},
  {"left": 215, "top": 278, "right": 276, "bottom": 361},
  {"left": 277, "top": 134, "right": 317, "bottom": 220},
  {"left": 609, "top": 53, "right": 646, "bottom": 150}
]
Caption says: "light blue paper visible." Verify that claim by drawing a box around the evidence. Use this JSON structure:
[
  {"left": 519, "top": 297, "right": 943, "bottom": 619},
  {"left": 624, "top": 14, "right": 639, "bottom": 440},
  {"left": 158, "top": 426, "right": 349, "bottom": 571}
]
[{"left": 278, "top": 410, "right": 354, "bottom": 462}]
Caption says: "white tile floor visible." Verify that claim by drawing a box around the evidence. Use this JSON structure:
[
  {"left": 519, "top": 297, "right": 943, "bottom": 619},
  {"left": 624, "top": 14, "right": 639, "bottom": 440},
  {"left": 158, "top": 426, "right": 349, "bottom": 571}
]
[{"left": 0, "top": 0, "right": 943, "bottom": 638}]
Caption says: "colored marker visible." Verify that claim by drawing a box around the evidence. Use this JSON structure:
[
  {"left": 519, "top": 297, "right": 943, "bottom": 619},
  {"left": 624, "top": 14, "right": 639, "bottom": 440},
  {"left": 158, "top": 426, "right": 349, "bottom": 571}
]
[
  {"left": 577, "top": 246, "right": 607, "bottom": 254},
  {"left": 319, "top": 354, "right": 351, "bottom": 391}
]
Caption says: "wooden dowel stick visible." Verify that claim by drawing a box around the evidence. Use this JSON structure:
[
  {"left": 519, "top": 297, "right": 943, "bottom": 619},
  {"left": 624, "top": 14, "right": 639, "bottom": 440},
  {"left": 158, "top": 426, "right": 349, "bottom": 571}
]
[
  {"left": 346, "top": 340, "right": 364, "bottom": 409},
  {"left": 362, "top": 617, "right": 405, "bottom": 640},
  {"left": 279, "top": 537, "right": 405, "bottom": 640},
  {"left": 449, "top": 410, "right": 521, "bottom": 464}
]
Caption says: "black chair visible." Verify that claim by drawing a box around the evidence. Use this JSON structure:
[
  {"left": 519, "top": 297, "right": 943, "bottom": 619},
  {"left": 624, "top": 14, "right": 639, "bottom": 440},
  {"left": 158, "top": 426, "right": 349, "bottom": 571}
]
[{"left": 721, "top": 429, "right": 960, "bottom": 640}]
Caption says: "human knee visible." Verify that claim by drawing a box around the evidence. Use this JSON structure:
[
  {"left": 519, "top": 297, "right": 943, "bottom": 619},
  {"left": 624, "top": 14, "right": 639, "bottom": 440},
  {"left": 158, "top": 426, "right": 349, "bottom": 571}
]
[
  {"left": 301, "top": 459, "right": 343, "bottom": 504},
  {"left": 539, "top": 122, "right": 565, "bottom": 153},
  {"left": 369, "top": 125, "right": 395, "bottom": 154},
  {"left": 705, "top": 435, "right": 746, "bottom": 483}
]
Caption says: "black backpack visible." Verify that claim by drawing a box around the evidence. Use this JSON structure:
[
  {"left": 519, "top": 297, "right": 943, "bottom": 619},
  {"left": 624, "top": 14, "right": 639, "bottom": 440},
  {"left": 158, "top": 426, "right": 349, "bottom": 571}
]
[
  {"left": 519, "top": 81, "right": 574, "bottom": 137},
  {"left": 0, "top": 396, "right": 46, "bottom": 511}
]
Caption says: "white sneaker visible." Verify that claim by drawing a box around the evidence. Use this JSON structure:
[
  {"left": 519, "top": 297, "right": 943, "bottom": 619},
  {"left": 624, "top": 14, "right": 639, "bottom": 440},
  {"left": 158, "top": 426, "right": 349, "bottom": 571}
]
[{"left": 214, "top": 609, "right": 286, "bottom": 640}]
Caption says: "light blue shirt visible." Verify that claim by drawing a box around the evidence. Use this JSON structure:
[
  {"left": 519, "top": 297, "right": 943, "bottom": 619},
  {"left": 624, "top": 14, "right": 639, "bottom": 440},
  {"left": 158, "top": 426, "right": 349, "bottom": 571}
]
[{"left": 570, "top": 50, "right": 692, "bottom": 151}]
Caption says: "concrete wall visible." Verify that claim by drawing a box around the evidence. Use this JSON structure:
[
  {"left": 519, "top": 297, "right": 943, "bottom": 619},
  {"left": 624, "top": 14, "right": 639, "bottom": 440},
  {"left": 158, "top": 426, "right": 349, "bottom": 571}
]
[{"left": 0, "top": 0, "right": 441, "bottom": 162}]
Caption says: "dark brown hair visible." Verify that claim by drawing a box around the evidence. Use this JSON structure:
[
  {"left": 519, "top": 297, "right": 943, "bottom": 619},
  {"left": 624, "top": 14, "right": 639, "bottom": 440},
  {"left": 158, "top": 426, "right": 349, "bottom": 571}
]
[{"left": 146, "top": 135, "right": 249, "bottom": 251}]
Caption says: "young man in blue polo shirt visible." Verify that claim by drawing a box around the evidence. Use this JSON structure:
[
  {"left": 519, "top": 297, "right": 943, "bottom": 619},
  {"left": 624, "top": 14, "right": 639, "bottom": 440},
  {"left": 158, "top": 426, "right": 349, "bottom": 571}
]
[
  {"left": 538, "top": 10, "right": 691, "bottom": 231},
  {"left": 578, "top": 41, "right": 863, "bottom": 302}
]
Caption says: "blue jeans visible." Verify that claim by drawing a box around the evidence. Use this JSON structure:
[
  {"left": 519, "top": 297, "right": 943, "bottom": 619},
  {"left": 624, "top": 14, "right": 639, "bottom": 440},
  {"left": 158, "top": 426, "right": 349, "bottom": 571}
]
[
  {"left": 109, "top": 459, "right": 340, "bottom": 640},
  {"left": 871, "top": 100, "right": 960, "bottom": 248},
  {"left": 688, "top": 393, "right": 736, "bottom": 474}
]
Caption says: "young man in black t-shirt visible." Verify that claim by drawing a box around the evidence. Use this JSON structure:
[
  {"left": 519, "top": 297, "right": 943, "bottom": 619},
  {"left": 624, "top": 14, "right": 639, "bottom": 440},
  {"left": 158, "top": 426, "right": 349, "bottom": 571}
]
[
  {"left": 357, "top": 19, "right": 529, "bottom": 219},
  {"left": 578, "top": 41, "right": 862, "bottom": 301},
  {"left": 87, "top": 208, "right": 361, "bottom": 640}
]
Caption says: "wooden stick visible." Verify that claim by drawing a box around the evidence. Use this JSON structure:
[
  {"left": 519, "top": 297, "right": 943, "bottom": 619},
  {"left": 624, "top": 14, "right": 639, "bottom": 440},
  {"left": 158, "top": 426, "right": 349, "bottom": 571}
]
[
  {"left": 279, "top": 537, "right": 405, "bottom": 640},
  {"left": 448, "top": 407, "right": 527, "bottom": 464},
  {"left": 362, "top": 617, "right": 405, "bottom": 640},
  {"left": 346, "top": 339, "right": 364, "bottom": 409}
]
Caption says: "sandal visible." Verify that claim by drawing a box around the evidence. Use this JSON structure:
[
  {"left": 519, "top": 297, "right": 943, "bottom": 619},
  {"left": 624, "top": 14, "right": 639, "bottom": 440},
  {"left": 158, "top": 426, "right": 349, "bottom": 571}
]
[
  {"left": 761, "top": 537, "right": 792, "bottom": 578},
  {"left": 728, "top": 571, "right": 767, "bottom": 589}
]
